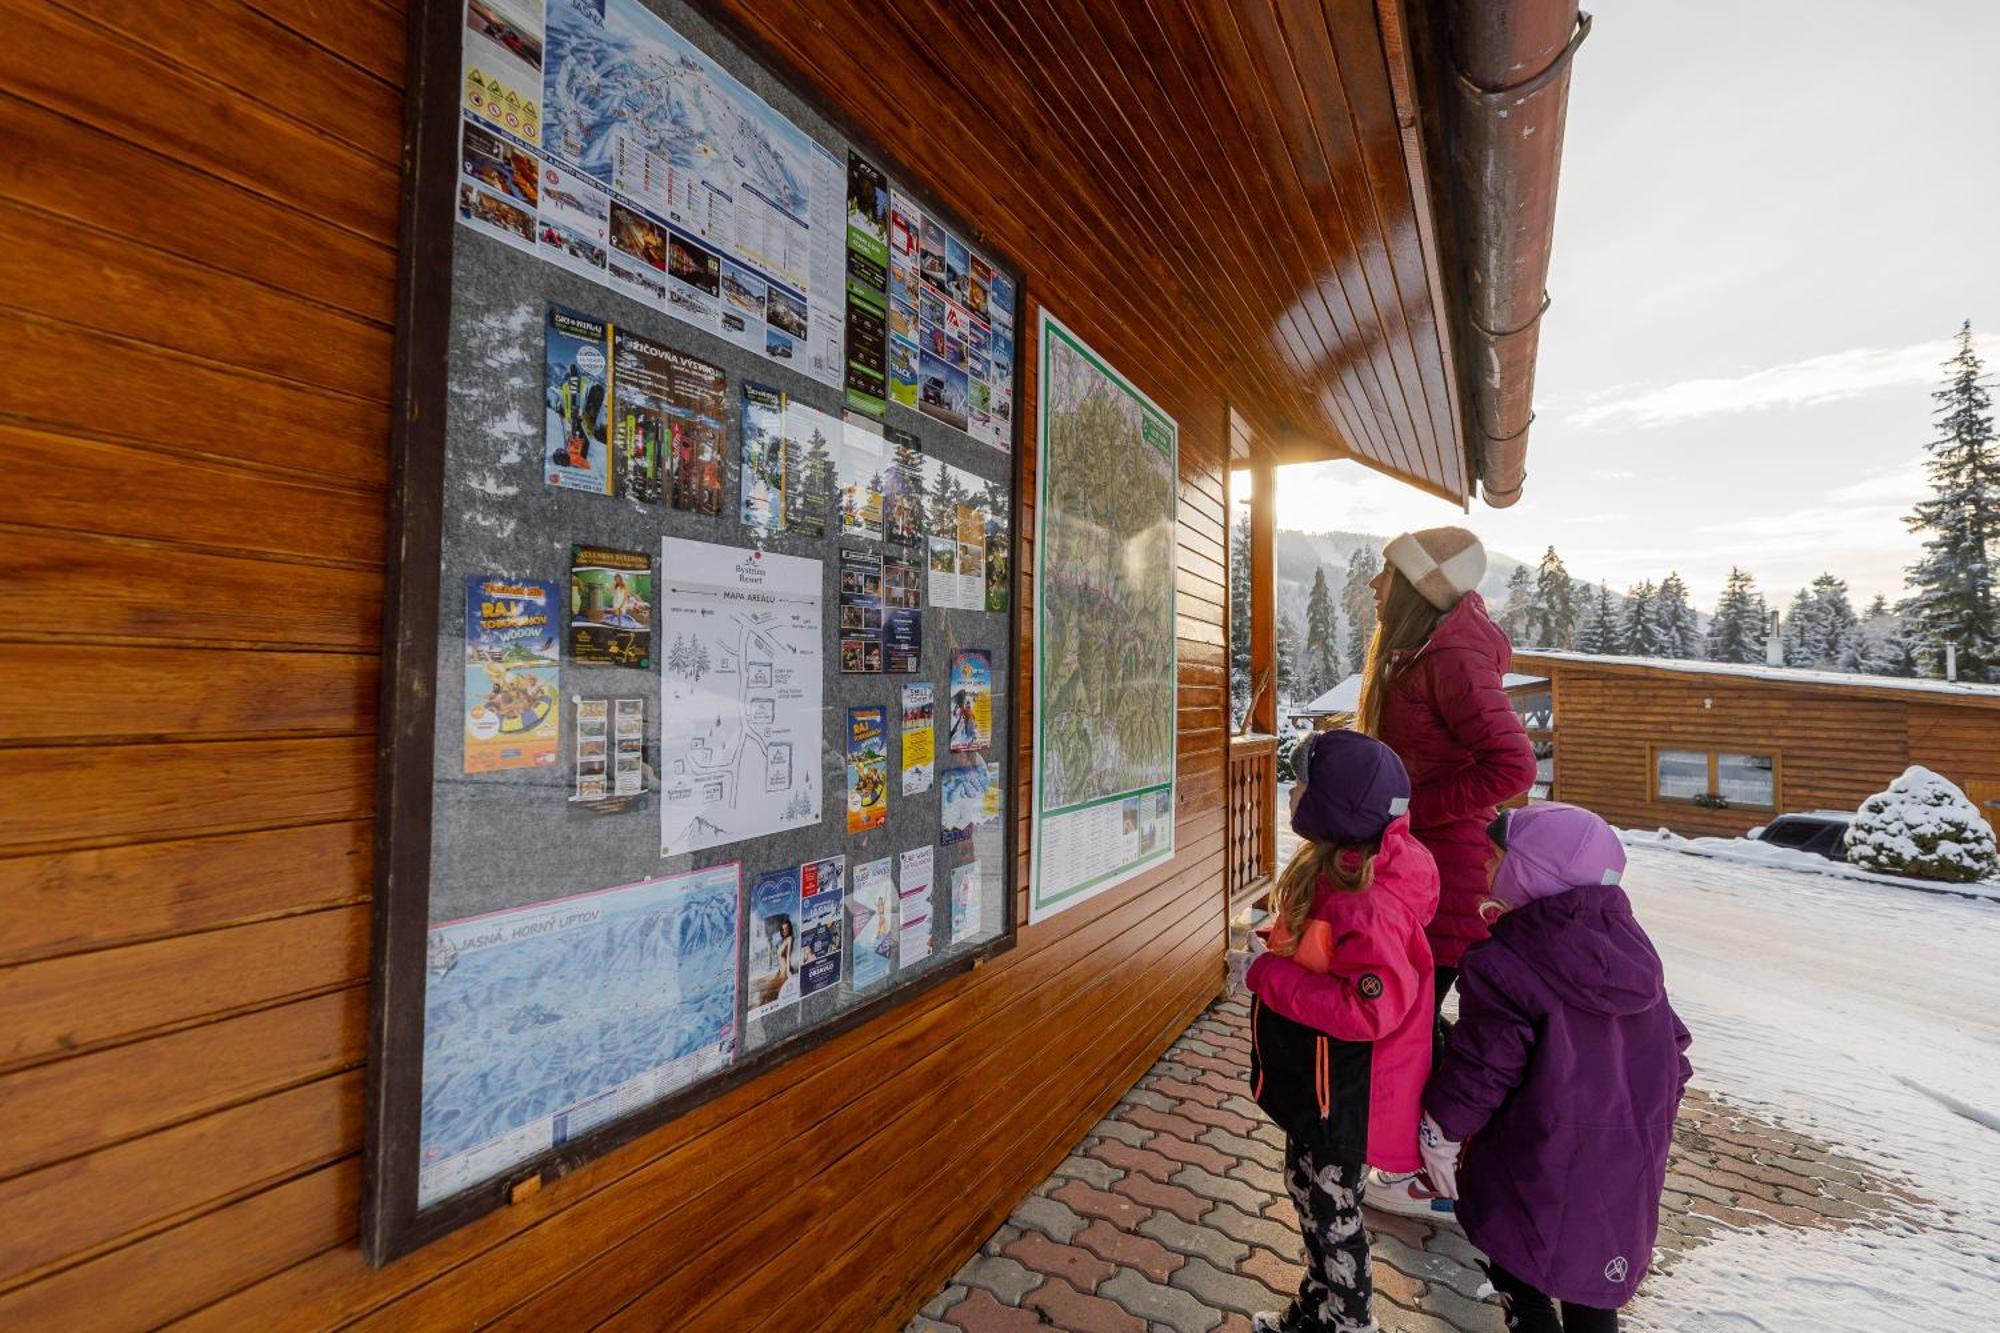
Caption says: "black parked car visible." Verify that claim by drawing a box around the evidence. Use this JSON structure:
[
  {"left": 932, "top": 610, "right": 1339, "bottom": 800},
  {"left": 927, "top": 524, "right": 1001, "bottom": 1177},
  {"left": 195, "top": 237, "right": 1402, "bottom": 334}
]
[{"left": 1748, "top": 811, "right": 1852, "bottom": 862}]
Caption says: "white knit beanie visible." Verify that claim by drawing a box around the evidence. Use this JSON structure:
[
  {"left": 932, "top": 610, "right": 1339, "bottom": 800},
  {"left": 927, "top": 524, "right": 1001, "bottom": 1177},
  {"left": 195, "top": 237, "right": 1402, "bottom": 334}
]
[{"left": 1382, "top": 526, "right": 1486, "bottom": 610}]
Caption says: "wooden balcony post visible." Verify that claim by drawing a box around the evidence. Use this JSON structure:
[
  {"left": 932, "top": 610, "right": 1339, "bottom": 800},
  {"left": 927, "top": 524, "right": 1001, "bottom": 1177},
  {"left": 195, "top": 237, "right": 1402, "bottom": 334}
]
[{"left": 1248, "top": 459, "right": 1276, "bottom": 737}]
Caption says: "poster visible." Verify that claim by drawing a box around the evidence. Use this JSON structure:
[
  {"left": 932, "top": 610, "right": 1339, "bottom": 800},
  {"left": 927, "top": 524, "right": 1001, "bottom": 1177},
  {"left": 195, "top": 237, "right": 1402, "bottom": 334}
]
[
  {"left": 568, "top": 544, "right": 652, "bottom": 667},
  {"left": 528, "top": 0, "right": 838, "bottom": 384},
  {"left": 609, "top": 326, "right": 661, "bottom": 501},
  {"left": 883, "top": 429, "right": 925, "bottom": 547},
  {"left": 847, "top": 705, "right": 889, "bottom": 833},
  {"left": 948, "top": 650, "right": 992, "bottom": 753},
  {"left": 898, "top": 846, "right": 934, "bottom": 966},
  {"left": 662, "top": 344, "right": 727, "bottom": 514},
  {"left": 951, "top": 860, "right": 981, "bottom": 944},
  {"left": 747, "top": 865, "right": 803, "bottom": 1021},
  {"left": 844, "top": 280, "right": 887, "bottom": 416},
  {"left": 985, "top": 507, "right": 1011, "bottom": 613},
  {"left": 417, "top": 862, "right": 738, "bottom": 1207},
  {"left": 836, "top": 413, "right": 887, "bottom": 539},
  {"left": 783, "top": 402, "right": 838, "bottom": 539},
  {"left": 838, "top": 547, "right": 884, "bottom": 674},
  {"left": 463, "top": 575, "right": 560, "bottom": 774},
  {"left": 900, "top": 683, "right": 936, "bottom": 795},
  {"left": 740, "top": 382, "right": 787, "bottom": 531},
  {"left": 849, "top": 856, "right": 895, "bottom": 989},
  {"left": 657, "top": 540, "right": 823, "bottom": 856},
  {"left": 846, "top": 151, "right": 889, "bottom": 290},
  {"left": 883, "top": 558, "right": 923, "bottom": 674},
  {"left": 940, "top": 752, "right": 988, "bottom": 846},
  {"left": 799, "top": 854, "right": 845, "bottom": 997},
  {"left": 984, "top": 759, "right": 1004, "bottom": 824},
  {"left": 569, "top": 695, "right": 647, "bottom": 816},
  {"left": 1031, "top": 312, "right": 1179, "bottom": 920},
  {"left": 463, "top": 0, "right": 543, "bottom": 147},
  {"left": 955, "top": 501, "right": 986, "bottom": 610},
  {"left": 544, "top": 305, "right": 612, "bottom": 495}
]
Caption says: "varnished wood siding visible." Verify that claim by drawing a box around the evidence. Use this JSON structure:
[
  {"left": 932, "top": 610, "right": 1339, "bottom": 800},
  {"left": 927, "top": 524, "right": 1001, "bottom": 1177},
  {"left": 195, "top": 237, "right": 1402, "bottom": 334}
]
[
  {"left": 1534, "top": 659, "right": 2000, "bottom": 838},
  {"left": 0, "top": 1, "right": 1296, "bottom": 1327}
]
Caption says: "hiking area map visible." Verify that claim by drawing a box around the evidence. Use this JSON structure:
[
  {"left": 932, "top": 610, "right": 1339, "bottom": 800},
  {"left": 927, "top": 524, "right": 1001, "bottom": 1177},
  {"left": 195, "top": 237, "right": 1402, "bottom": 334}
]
[{"left": 1030, "top": 312, "right": 1178, "bottom": 921}]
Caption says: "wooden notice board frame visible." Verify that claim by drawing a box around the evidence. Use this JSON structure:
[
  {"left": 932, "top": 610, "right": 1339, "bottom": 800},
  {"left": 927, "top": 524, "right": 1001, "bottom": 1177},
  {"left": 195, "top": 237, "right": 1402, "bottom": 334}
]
[{"left": 366, "top": 0, "right": 1028, "bottom": 1265}]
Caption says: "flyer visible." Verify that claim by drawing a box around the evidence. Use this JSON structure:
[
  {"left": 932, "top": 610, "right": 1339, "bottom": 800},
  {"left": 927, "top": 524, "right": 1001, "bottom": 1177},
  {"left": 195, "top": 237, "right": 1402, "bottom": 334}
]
[
  {"left": 846, "top": 705, "right": 889, "bottom": 833},
  {"left": 569, "top": 695, "right": 647, "bottom": 816},
  {"left": 844, "top": 279, "right": 887, "bottom": 416},
  {"left": 837, "top": 412, "right": 887, "bottom": 539},
  {"left": 416, "top": 863, "right": 737, "bottom": 1208},
  {"left": 985, "top": 507, "right": 1011, "bottom": 613},
  {"left": 951, "top": 860, "right": 982, "bottom": 944},
  {"left": 926, "top": 535, "right": 958, "bottom": 610},
  {"left": 799, "top": 854, "right": 845, "bottom": 997},
  {"left": 657, "top": 343, "right": 727, "bottom": 515},
  {"left": 740, "top": 381, "right": 787, "bottom": 531},
  {"left": 955, "top": 502, "right": 987, "bottom": 611},
  {"left": 948, "top": 650, "right": 993, "bottom": 753},
  {"left": 544, "top": 305, "right": 612, "bottom": 495},
  {"left": 806, "top": 143, "right": 848, "bottom": 390},
  {"left": 940, "top": 752, "right": 989, "bottom": 846},
  {"left": 463, "top": 575, "right": 560, "bottom": 774},
  {"left": 845, "top": 151, "right": 890, "bottom": 290},
  {"left": 849, "top": 856, "right": 895, "bottom": 989},
  {"left": 898, "top": 846, "right": 934, "bottom": 966},
  {"left": 839, "top": 546, "right": 884, "bottom": 674},
  {"left": 747, "top": 865, "right": 803, "bottom": 1021},
  {"left": 657, "top": 541, "right": 823, "bottom": 855},
  {"left": 883, "top": 428, "right": 925, "bottom": 547},
  {"left": 882, "top": 557, "right": 923, "bottom": 674},
  {"left": 569, "top": 544, "right": 652, "bottom": 667},
  {"left": 900, "top": 683, "right": 936, "bottom": 795},
  {"left": 984, "top": 759, "right": 1003, "bottom": 824},
  {"left": 783, "top": 402, "right": 838, "bottom": 538},
  {"left": 609, "top": 326, "right": 664, "bottom": 502}
]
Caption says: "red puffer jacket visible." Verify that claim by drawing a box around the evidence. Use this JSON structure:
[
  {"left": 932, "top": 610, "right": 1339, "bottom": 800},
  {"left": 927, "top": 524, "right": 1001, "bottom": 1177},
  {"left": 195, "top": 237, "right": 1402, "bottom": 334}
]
[{"left": 1374, "top": 593, "right": 1536, "bottom": 967}]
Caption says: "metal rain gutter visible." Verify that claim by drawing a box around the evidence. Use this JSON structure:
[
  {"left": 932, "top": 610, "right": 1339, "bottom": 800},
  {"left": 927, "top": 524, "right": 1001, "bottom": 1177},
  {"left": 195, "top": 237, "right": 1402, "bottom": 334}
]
[{"left": 1444, "top": 2, "right": 1590, "bottom": 507}]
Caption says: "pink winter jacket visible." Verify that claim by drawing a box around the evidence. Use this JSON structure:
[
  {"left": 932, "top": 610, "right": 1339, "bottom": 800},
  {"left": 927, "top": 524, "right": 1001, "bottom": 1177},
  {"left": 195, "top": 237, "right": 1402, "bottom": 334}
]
[
  {"left": 1246, "top": 818, "right": 1440, "bottom": 1170},
  {"left": 1375, "top": 593, "right": 1537, "bottom": 967}
]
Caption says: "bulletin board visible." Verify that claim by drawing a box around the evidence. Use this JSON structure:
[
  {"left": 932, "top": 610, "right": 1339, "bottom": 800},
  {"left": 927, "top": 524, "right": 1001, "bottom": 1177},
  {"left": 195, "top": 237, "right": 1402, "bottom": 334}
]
[{"left": 367, "top": 0, "right": 1024, "bottom": 1264}]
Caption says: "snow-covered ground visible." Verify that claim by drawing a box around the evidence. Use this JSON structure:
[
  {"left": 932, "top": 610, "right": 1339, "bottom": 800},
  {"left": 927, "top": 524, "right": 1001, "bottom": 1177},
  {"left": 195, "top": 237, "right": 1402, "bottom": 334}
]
[
  {"left": 1621, "top": 841, "right": 2000, "bottom": 1330},
  {"left": 1622, "top": 826, "right": 2000, "bottom": 903}
]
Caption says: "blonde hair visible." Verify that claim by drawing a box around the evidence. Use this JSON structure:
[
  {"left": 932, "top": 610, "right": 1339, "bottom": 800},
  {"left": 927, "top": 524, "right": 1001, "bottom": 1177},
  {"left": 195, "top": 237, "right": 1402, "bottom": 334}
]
[
  {"left": 1356, "top": 568, "right": 1446, "bottom": 737},
  {"left": 1267, "top": 837, "right": 1380, "bottom": 956}
]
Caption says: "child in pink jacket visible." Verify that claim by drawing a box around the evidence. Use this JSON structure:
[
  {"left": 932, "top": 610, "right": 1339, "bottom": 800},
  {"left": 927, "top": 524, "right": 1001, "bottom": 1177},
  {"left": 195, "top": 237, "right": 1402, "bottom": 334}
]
[{"left": 1239, "top": 730, "right": 1440, "bottom": 1333}]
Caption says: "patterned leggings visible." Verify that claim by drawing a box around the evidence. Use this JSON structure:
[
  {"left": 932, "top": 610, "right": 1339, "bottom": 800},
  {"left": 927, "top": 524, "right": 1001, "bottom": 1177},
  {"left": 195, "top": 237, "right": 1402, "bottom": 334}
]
[{"left": 1281, "top": 1139, "right": 1374, "bottom": 1332}]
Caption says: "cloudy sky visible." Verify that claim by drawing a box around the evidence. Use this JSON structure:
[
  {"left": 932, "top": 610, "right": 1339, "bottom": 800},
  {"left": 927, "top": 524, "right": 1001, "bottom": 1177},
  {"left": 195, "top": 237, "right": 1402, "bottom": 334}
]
[{"left": 1265, "top": 0, "right": 2000, "bottom": 608}]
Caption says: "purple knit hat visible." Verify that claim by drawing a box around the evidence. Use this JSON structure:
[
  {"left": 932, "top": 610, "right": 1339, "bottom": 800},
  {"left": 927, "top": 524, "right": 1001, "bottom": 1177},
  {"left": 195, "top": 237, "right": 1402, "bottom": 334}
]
[
  {"left": 1290, "top": 730, "right": 1411, "bottom": 846},
  {"left": 1489, "top": 803, "right": 1627, "bottom": 908}
]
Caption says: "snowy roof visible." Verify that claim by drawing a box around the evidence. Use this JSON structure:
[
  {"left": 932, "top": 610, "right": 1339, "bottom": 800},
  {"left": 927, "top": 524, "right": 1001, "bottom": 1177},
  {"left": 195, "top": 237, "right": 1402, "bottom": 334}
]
[
  {"left": 1515, "top": 650, "right": 2000, "bottom": 704},
  {"left": 1294, "top": 670, "right": 1546, "bottom": 715}
]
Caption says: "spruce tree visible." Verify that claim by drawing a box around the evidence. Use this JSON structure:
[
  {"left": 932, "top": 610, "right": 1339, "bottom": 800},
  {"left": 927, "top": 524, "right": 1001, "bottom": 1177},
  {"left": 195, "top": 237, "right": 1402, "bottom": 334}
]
[
  {"left": 1705, "top": 568, "right": 1769, "bottom": 664},
  {"left": 1904, "top": 322, "right": 2000, "bottom": 681},
  {"left": 1577, "top": 582, "right": 1619, "bottom": 654},
  {"left": 1806, "top": 573, "right": 1859, "bottom": 668},
  {"left": 1499, "top": 563, "right": 1538, "bottom": 644},
  {"left": 1875, "top": 619, "right": 1923, "bottom": 677},
  {"left": 1341, "top": 547, "right": 1381, "bottom": 674},
  {"left": 1276, "top": 611, "right": 1302, "bottom": 705},
  {"left": 1780, "top": 588, "right": 1817, "bottom": 667},
  {"left": 1302, "top": 565, "right": 1340, "bottom": 697},
  {"left": 1229, "top": 513, "right": 1252, "bottom": 727},
  {"left": 1654, "top": 573, "right": 1700, "bottom": 658},
  {"left": 1533, "top": 547, "right": 1578, "bottom": 649},
  {"left": 1621, "top": 580, "right": 1662, "bottom": 655}
]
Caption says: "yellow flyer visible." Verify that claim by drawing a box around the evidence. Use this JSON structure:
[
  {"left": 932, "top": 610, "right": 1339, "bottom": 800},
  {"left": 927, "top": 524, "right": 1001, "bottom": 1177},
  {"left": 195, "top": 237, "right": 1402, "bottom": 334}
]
[{"left": 463, "top": 575, "right": 561, "bottom": 773}]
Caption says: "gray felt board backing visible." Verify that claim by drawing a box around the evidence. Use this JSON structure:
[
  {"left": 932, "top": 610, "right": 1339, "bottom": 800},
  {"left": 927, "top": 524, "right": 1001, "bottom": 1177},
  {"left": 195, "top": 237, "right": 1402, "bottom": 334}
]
[{"left": 427, "top": 0, "right": 1018, "bottom": 1060}]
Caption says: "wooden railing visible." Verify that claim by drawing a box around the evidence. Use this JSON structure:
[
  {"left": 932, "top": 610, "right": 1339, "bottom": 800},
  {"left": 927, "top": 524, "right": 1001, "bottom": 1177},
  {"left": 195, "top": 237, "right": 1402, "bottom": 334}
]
[{"left": 1226, "top": 733, "right": 1280, "bottom": 910}]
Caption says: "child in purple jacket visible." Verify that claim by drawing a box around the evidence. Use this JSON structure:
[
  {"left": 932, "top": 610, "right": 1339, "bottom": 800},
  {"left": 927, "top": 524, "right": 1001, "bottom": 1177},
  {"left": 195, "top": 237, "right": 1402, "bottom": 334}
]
[{"left": 1417, "top": 804, "right": 1692, "bottom": 1333}]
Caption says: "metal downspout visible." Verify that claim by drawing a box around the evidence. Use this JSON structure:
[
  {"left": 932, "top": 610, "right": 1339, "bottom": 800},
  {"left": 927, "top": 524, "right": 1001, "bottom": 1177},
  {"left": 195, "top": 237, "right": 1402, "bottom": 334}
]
[{"left": 1445, "top": 3, "right": 1590, "bottom": 507}]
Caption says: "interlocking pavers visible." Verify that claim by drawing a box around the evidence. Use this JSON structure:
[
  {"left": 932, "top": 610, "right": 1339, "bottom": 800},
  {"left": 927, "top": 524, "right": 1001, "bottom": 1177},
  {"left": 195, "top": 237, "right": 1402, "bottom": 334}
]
[
  {"left": 1073, "top": 1218, "right": 1187, "bottom": 1283},
  {"left": 910, "top": 996, "right": 1932, "bottom": 1333},
  {"left": 1099, "top": 1266, "right": 1224, "bottom": 1333},
  {"left": 1024, "top": 1276, "right": 1148, "bottom": 1333},
  {"left": 1002, "top": 1231, "right": 1116, "bottom": 1292},
  {"left": 1137, "top": 1210, "right": 1250, "bottom": 1268}
]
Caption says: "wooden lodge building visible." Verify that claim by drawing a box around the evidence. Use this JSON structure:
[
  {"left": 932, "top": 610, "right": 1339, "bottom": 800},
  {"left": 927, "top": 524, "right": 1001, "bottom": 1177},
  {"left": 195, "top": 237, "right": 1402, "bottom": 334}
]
[
  {"left": 1515, "top": 651, "right": 2000, "bottom": 839},
  {"left": 0, "top": 0, "right": 1583, "bottom": 1326}
]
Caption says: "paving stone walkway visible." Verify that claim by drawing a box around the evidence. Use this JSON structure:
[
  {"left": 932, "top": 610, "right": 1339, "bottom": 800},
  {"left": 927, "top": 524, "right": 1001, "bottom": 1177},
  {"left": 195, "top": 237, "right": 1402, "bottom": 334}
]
[{"left": 909, "top": 996, "right": 1928, "bottom": 1332}]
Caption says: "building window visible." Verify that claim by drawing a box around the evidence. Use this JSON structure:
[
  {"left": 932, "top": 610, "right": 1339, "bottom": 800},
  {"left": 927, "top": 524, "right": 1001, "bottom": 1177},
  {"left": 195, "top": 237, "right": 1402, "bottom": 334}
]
[{"left": 1653, "top": 747, "right": 1777, "bottom": 810}]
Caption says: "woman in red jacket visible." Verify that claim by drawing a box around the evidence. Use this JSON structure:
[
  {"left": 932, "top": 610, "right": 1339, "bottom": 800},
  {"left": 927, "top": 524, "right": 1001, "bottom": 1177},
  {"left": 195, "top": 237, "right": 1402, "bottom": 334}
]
[{"left": 1355, "top": 525, "right": 1537, "bottom": 1217}]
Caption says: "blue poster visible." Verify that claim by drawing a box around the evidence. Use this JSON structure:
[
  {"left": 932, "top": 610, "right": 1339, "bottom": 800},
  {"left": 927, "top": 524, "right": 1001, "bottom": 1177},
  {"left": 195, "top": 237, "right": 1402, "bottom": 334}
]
[
  {"left": 747, "top": 865, "right": 803, "bottom": 1022},
  {"left": 799, "top": 855, "right": 845, "bottom": 996},
  {"left": 544, "top": 304, "right": 612, "bottom": 494}
]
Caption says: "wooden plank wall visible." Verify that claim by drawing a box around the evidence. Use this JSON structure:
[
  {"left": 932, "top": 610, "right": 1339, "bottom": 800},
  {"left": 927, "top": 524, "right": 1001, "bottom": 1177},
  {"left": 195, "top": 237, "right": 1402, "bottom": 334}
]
[
  {"left": 0, "top": 1, "right": 1240, "bottom": 1328},
  {"left": 1542, "top": 663, "right": 2000, "bottom": 838}
]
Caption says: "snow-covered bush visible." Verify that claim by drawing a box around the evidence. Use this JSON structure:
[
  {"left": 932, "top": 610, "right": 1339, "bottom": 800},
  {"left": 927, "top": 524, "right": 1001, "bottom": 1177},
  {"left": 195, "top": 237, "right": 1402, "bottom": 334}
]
[{"left": 1845, "top": 767, "right": 1998, "bottom": 884}]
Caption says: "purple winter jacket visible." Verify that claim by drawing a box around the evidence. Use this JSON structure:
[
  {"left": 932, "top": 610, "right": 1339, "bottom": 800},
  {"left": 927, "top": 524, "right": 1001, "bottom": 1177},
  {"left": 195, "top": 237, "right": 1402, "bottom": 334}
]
[{"left": 1424, "top": 807, "right": 1693, "bottom": 1309}]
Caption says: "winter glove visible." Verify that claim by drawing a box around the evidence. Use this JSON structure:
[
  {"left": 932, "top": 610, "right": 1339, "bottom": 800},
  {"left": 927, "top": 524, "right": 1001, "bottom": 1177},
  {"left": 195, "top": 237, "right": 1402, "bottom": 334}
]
[
  {"left": 1418, "top": 1111, "right": 1462, "bottom": 1199},
  {"left": 1226, "top": 930, "right": 1268, "bottom": 996}
]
